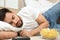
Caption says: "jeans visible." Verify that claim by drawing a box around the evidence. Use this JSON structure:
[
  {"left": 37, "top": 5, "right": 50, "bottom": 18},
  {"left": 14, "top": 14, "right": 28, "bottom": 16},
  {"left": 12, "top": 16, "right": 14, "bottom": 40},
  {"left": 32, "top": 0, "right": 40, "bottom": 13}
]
[{"left": 42, "top": 2, "right": 60, "bottom": 29}]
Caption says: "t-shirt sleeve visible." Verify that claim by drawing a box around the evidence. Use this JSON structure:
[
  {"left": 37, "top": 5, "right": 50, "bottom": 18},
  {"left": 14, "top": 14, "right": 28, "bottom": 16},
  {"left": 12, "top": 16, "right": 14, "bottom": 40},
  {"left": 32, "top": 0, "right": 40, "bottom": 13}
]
[
  {"left": 31, "top": 7, "right": 41, "bottom": 19},
  {"left": 17, "top": 6, "right": 34, "bottom": 19}
]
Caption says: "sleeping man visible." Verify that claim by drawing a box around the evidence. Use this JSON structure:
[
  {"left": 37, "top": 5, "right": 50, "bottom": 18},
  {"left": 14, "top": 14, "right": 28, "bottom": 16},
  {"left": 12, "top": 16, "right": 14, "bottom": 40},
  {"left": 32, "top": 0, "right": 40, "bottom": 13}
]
[{"left": 0, "top": 2, "right": 60, "bottom": 39}]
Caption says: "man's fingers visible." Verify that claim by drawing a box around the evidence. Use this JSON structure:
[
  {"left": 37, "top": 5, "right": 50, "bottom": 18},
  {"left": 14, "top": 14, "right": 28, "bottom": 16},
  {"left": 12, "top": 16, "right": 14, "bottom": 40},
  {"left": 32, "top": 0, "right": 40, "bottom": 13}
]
[{"left": 20, "top": 31, "right": 23, "bottom": 36}]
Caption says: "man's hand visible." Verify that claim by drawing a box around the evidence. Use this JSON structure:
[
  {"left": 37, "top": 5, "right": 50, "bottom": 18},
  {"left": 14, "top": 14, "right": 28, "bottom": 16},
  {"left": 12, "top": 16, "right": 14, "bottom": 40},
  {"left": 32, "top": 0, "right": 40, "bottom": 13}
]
[
  {"left": 20, "top": 30, "right": 32, "bottom": 37},
  {"left": 0, "top": 31, "right": 17, "bottom": 39}
]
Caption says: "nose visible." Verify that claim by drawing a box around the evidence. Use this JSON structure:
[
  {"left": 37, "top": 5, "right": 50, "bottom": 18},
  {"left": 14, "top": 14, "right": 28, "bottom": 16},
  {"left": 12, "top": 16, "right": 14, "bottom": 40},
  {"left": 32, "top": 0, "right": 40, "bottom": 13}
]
[{"left": 12, "top": 20, "right": 18, "bottom": 24}]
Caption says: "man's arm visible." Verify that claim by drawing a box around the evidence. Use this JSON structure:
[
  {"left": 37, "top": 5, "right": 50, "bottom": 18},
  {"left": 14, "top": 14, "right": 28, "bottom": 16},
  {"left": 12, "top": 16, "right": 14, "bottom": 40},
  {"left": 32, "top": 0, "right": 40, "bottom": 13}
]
[
  {"left": 30, "top": 14, "right": 49, "bottom": 36},
  {"left": 20, "top": 14, "right": 49, "bottom": 37},
  {"left": 0, "top": 31, "right": 17, "bottom": 39}
]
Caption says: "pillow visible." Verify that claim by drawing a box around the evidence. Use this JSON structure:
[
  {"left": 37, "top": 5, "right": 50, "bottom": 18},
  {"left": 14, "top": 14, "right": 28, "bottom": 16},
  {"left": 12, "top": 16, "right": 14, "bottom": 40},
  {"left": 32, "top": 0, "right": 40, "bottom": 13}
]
[
  {"left": 25, "top": 0, "right": 58, "bottom": 13},
  {"left": 0, "top": 21, "right": 22, "bottom": 32}
]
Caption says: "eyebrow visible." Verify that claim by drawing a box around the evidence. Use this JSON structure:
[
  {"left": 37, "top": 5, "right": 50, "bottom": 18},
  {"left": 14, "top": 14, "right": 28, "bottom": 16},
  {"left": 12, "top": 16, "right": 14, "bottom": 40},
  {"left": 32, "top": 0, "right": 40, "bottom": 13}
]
[{"left": 12, "top": 15, "right": 14, "bottom": 19}]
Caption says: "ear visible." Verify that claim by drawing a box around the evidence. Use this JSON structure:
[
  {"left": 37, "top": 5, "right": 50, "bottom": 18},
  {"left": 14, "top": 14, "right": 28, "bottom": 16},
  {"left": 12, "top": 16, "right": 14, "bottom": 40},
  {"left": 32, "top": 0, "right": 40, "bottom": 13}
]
[{"left": 56, "top": 16, "right": 60, "bottom": 24}]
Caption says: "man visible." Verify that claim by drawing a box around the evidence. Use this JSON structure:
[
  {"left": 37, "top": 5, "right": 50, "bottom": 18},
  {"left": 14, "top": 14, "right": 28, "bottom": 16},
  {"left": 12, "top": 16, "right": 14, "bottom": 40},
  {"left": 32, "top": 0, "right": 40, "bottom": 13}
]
[
  {"left": 0, "top": 2, "right": 60, "bottom": 39},
  {"left": 0, "top": 7, "right": 49, "bottom": 39},
  {"left": 18, "top": 2, "right": 60, "bottom": 37}
]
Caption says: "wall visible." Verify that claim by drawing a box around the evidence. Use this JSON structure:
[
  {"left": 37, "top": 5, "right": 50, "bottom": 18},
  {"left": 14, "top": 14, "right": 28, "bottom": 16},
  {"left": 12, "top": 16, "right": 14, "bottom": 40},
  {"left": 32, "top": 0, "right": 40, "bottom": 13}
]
[{"left": 0, "top": 0, "right": 25, "bottom": 13}]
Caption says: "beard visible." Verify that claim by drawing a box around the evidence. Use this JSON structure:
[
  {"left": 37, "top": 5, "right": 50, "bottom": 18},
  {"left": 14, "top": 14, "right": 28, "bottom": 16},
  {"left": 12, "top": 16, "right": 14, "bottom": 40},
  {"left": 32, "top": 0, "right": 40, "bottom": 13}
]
[{"left": 16, "top": 16, "right": 23, "bottom": 28}]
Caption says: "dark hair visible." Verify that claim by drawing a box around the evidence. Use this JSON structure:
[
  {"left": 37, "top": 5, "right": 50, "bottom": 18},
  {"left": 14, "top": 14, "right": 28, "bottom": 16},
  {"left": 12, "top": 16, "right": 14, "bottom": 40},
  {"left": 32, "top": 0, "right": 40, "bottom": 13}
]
[{"left": 0, "top": 8, "right": 12, "bottom": 21}]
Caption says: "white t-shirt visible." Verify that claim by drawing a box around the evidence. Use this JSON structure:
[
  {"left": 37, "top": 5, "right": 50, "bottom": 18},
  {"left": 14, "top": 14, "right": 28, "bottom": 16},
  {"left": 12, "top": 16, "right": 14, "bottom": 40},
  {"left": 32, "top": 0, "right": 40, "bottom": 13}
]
[{"left": 17, "top": 6, "right": 40, "bottom": 31}]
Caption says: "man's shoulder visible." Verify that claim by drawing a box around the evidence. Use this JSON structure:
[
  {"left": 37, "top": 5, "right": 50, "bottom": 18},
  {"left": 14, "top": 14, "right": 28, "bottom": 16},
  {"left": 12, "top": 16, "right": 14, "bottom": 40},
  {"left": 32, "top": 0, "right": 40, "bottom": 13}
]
[
  {"left": 17, "top": 6, "right": 31, "bottom": 15},
  {"left": 21, "top": 6, "right": 33, "bottom": 11},
  {"left": 17, "top": 6, "right": 33, "bottom": 14}
]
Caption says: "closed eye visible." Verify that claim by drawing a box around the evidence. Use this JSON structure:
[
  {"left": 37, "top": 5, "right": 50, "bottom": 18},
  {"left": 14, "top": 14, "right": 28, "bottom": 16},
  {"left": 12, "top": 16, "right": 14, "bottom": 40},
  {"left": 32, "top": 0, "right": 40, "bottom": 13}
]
[
  {"left": 12, "top": 15, "right": 15, "bottom": 20},
  {"left": 9, "top": 21, "right": 13, "bottom": 25}
]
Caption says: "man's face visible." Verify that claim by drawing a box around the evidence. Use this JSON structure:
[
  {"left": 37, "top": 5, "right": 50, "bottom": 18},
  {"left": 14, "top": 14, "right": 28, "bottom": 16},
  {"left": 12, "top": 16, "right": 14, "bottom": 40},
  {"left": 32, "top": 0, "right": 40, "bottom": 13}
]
[{"left": 4, "top": 12, "right": 23, "bottom": 27}]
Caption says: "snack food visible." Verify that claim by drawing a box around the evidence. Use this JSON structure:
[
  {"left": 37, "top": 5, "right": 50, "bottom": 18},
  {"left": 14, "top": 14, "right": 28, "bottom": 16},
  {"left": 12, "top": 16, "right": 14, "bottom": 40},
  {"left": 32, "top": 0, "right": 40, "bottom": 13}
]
[{"left": 40, "top": 28, "right": 58, "bottom": 39}]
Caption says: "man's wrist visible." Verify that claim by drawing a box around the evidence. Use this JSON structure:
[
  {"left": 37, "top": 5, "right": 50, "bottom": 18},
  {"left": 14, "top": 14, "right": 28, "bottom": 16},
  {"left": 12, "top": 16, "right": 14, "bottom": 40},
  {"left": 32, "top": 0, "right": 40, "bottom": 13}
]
[{"left": 17, "top": 32, "right": 20, "bottom": 36}]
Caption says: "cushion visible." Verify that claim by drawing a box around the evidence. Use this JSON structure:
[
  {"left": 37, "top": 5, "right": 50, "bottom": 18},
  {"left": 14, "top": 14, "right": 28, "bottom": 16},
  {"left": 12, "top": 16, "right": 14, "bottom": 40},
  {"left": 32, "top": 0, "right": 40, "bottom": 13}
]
[
  {"left": 25, "top": 0, "right": 57, "bottom": 13},
  {"left": 0, "top": 21, "right": 22, "bottom": 32}
]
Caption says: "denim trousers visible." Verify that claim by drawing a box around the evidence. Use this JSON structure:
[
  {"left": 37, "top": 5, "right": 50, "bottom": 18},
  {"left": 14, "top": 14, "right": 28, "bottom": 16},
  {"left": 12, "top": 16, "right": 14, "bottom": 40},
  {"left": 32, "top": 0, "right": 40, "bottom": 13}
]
[{"left": 42, "top": 2, "right": 60, "bottom": 29}]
